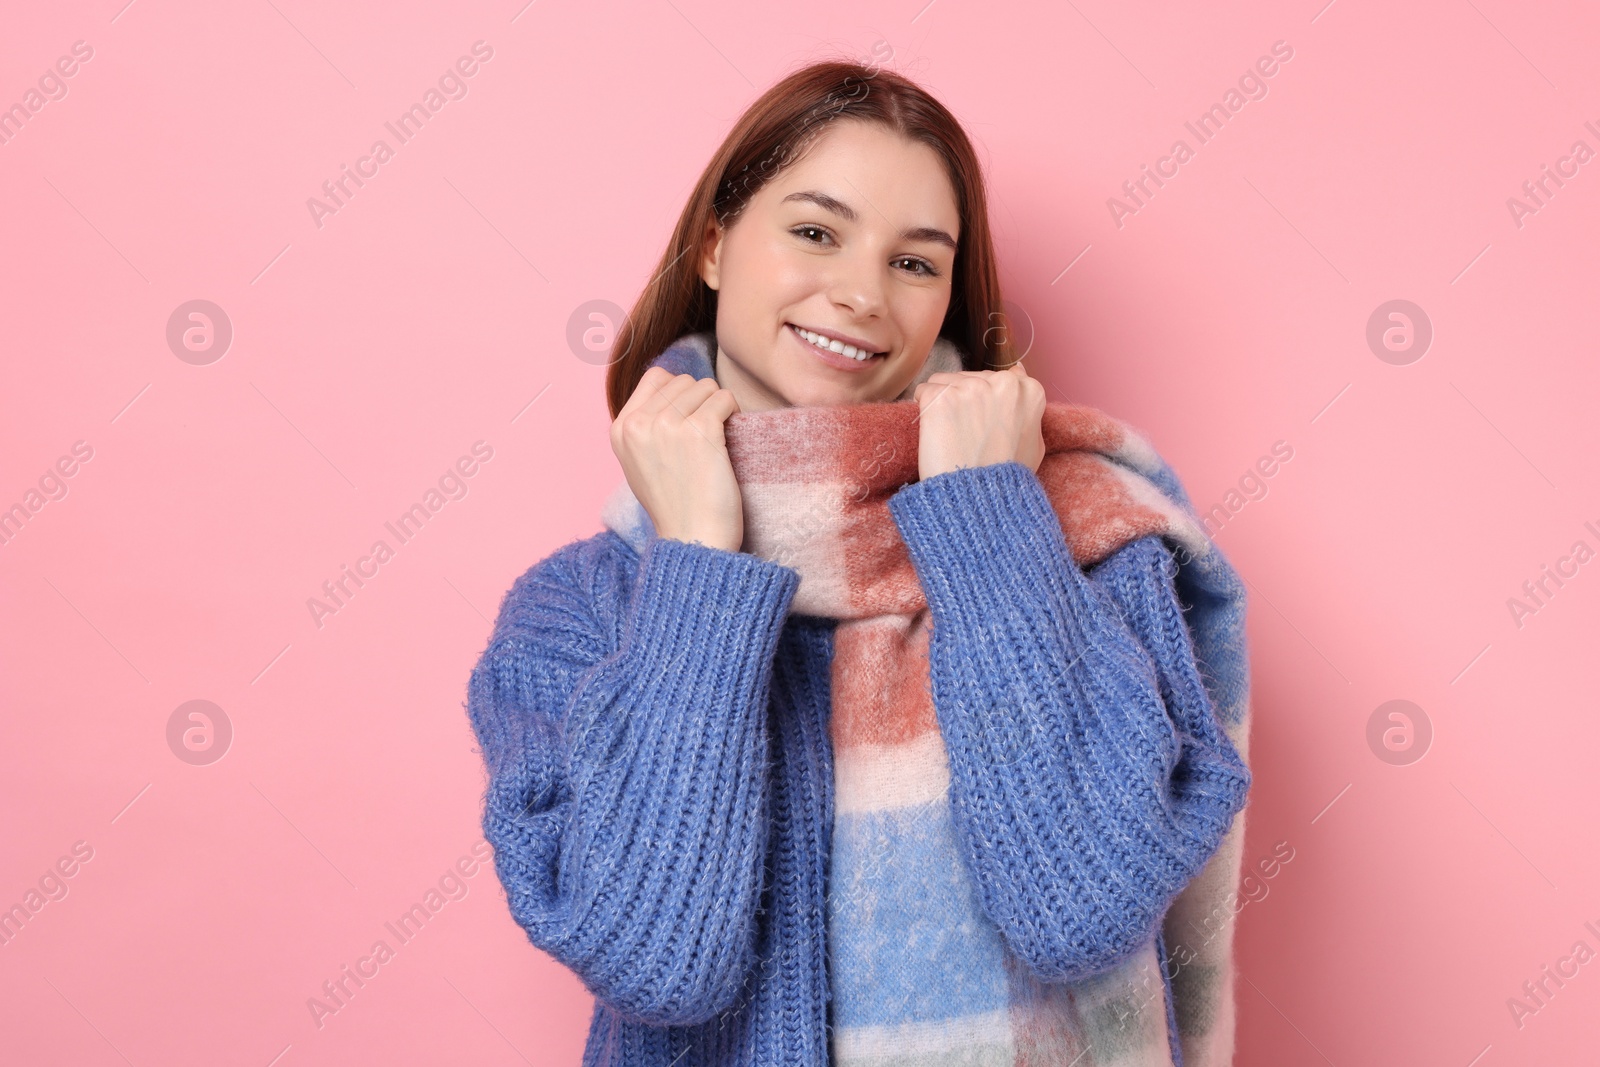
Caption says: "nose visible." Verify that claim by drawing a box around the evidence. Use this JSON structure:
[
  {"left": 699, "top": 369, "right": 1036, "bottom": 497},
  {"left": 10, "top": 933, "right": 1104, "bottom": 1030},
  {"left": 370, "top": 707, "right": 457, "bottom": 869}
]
[{"left": 827, "top": 246, "right": 887, "bottom": 320}]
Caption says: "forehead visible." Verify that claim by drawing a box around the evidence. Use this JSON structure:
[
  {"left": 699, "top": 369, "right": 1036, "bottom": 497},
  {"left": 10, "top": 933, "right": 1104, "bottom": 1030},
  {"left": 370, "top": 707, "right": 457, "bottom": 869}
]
[{"left": 760, "top": 120, "right": 960, "bottom": 232}]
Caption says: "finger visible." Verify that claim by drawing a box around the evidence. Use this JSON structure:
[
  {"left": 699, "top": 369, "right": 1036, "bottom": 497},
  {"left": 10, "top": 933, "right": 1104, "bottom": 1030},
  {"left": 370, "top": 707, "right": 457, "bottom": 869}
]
[
  {"left": 641, "top": 373, "right": 720, "bottom": 420},
  {"left": 617, "top": 365, "right": 672, "bottom": 417},
  {"left": 620, "top": 366, "right": 705, "bottom": 419},
  {"left": 688, "top": 387, "right": 740, "bottom": 427},
  {"left": 671, "top": 385, "right": 736, "bottom": 451}
]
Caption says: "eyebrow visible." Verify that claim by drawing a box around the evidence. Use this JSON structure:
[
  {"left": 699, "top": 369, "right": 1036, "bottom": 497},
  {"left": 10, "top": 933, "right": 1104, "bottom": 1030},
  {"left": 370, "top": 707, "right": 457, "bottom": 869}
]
[{"left": 781, "top": 190, "right": 959, "bottom": 252}]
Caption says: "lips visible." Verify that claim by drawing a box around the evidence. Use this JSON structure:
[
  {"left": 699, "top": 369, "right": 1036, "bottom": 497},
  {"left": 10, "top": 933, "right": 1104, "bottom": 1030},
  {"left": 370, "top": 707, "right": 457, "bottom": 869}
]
[{"left": 786, "top": 322, "right": 887, "bottom": 362}]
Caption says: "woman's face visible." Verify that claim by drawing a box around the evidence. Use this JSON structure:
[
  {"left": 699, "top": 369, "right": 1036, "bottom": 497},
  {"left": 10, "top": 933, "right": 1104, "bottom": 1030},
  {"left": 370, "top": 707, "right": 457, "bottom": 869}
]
[{"left": 698, "top": 118, "right": 961, "bottom": 411}]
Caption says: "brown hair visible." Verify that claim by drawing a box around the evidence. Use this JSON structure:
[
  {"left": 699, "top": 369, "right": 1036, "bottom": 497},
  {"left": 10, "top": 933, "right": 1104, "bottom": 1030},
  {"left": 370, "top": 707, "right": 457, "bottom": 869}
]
[{"left": 603, "top": 58, "right": 1014, "bottom": 418}]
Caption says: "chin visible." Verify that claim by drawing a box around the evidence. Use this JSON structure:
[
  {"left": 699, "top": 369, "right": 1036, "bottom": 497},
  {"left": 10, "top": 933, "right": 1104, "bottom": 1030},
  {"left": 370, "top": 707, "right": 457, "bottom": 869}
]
[{"left": 795, "top": 377, "right": 883, "bottom": 407}]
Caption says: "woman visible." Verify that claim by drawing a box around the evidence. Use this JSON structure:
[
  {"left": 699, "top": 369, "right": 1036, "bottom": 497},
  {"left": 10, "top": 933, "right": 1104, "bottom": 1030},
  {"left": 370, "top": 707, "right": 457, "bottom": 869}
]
[{"left": 466, "top": 59, "right": 1252, "bottom": 1067}]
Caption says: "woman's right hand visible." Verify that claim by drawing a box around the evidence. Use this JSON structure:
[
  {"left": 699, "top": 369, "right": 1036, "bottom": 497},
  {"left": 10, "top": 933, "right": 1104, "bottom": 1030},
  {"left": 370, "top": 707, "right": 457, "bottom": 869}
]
[{"left": 611, "top": 366, "right": 745, "bottom": 553}]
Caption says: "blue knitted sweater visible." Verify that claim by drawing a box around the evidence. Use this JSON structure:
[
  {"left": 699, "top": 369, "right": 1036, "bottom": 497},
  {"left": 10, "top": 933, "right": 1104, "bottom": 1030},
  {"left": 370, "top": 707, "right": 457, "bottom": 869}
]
[{"left": 466, "top": 460, "right": 1251, "bottom": 1065}]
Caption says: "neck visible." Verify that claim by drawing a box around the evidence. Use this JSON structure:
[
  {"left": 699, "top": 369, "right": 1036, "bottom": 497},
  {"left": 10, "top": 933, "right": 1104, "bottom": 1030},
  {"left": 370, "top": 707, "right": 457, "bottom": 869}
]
[{"left": 714, "top": 344, "right": 791, "bottom": 412}]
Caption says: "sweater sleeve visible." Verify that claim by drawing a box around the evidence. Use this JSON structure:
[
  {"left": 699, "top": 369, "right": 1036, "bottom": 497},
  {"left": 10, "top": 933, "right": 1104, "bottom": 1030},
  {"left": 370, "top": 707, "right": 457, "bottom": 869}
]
[
  {"left": 465, "top": 535, "right": 800, "bottom": 1027},
  {"left": 886, "top": 460, "right": 1251, "bottom": 983}
]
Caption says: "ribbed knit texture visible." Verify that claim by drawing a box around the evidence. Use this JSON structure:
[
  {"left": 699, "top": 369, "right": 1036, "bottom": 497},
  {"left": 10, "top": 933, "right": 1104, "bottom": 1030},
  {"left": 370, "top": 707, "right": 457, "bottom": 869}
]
[{"left": 466, "top": 333, "right": 1254, "bottom": 1066}]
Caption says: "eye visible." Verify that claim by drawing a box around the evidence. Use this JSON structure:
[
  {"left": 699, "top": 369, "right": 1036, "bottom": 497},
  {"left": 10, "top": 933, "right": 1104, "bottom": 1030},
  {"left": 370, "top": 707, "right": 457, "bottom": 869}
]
[
  {"left": 893, "top": 256, "right": 940, "bottom": 278},
  {"left": 790, "top": 224, "right": 834, "bottom": 245},
  {"left": 790, "top": 225, "right": 941, "bottom": 278}
]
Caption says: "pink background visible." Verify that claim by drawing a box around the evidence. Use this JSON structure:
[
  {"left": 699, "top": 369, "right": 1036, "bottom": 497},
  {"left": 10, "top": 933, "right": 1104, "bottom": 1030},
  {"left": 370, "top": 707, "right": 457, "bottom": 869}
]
[{"left": 3, "top": 1, "right": 1598, "bottom": 1063}]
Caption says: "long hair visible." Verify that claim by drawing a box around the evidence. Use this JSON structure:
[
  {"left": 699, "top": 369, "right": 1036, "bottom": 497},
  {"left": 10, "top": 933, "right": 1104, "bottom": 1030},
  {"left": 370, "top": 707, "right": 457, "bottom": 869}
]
[{"left": 604, "top": 58, "right": 1013, "bottom": 418}]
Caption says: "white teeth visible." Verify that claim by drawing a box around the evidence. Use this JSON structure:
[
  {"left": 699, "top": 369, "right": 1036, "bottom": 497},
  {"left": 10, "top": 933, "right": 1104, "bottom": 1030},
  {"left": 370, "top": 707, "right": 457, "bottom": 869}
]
[{"left": 792, "top": 324, "right": 876, "bottom": 361}]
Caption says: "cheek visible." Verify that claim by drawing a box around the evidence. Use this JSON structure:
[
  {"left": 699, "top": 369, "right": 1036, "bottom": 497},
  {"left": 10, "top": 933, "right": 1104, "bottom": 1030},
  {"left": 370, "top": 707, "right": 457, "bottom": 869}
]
[
  {"left": 766, "top": 235, "right": 831, "bottom": 288},
  {"left": 724, "top": 236, "right": 805, "bottom": 310},
  {"left": 891, "top": 288, "right": 950, "bottom": 341}
]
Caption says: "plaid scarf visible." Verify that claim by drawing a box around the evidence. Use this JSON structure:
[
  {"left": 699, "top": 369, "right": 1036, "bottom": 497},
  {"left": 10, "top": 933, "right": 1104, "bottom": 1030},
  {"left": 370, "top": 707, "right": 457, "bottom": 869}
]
[{"left": 601, "top": 332, "right": 1252, "bottom": 1066}]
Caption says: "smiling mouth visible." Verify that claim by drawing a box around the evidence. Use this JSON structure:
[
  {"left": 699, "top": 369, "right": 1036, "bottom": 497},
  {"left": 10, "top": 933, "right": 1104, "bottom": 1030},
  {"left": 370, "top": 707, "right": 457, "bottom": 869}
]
[{"left": 787, "top": 322, "right": 887, "bottom": 362}]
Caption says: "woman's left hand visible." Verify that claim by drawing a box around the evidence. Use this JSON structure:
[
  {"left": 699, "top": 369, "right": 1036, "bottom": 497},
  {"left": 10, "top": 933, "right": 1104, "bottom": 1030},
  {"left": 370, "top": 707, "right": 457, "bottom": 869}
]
[{"left": 912, "top": 360, "right": 1047, "bottom": 480}]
